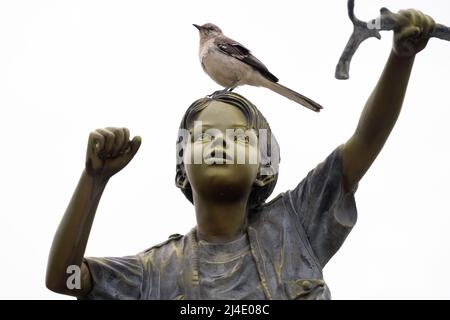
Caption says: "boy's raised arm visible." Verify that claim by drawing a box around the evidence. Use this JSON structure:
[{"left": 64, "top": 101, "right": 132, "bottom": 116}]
[
  {"left": 341, "top": 9, "right": 436, "bottom": 192},
  {"left": 46, "top": 127, "right": 141, "bottom": 297}
]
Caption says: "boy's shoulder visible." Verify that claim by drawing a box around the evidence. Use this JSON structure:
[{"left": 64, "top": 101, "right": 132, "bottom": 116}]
[
  {"left": 257, "top": 192, "right": 288, "bottom": 213},
  {"left": 264, "top": 192, "right": 285, "bottom": 207},
  {"left": 141, "top": 233, "right": 185, "bottom": 254},
  {"left": 248, "top": 192, "right": 290, "bottom": 225}
]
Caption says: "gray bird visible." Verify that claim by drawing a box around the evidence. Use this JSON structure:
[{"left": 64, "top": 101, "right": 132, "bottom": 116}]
[{"left": 193, "top": 23, "right": 322, "bottom": 112}]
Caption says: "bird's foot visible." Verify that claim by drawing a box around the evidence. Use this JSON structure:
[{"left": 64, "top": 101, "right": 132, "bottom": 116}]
[{"left": 207, "top": 89, "right": 229, "bottom": 98}]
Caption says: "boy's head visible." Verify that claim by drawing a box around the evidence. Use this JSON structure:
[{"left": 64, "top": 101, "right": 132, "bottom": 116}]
[{"left": 175, "top": 91, "right": 280, "bottom": 210}]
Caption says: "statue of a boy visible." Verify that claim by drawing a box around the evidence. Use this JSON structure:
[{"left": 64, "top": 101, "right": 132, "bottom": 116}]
[{"left": 46, "top": 9, "right": 436, "bottom": 299}]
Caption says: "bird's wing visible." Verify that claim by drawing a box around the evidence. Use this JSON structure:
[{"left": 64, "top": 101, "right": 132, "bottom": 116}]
[{"left": 215, "top": 37, "right": 279, "bottom": 83}]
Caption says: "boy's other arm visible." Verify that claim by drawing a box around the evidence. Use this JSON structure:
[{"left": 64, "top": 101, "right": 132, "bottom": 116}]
[
  {"left": 341, "top": 10, "right": 436, "bottom": 192},
  {"left": 45, "top": 128, "right": 141, "bottom": 297}
]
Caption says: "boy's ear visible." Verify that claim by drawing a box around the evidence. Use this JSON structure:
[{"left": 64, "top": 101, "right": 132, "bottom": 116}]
[
  {"left": 175, "top": 172, "right": 189, "bottom": 189},
  {"left": 253, "top": 173, "right": 275, "bottom": 187}
]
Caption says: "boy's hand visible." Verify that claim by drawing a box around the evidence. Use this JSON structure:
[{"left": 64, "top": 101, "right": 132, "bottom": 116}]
[
  {"left": 393, "top": 9, "right": 436, "bottom": 58},
  {"left": 85, "top": 127, "right": 141, "bottom": 179}
]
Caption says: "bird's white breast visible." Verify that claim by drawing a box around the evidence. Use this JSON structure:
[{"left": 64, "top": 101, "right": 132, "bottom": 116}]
[
  {"left": 199, "top": 39, "right": 213, "bottom": 63},
  {"left": 199, "top": 39, "right": 253, "bottom": 88}
]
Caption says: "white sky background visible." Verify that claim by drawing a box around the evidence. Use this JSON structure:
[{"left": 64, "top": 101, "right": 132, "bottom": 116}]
[{"left": 1, "top": 0, "right": 449, "bottom": 300}]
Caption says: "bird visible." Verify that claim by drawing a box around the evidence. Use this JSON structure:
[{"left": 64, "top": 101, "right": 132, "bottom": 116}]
[{"left": 193, "top": 23, "right": 323, "bottom": 112}]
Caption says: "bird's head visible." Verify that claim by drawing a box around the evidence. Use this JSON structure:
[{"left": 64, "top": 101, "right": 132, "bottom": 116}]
[{"left": 193, "top": 23, "right": 223, "bottom": 41}]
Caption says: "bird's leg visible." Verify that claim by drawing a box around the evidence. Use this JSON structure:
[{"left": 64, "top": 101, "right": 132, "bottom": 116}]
[{"left": 207, "top": 88, "right": 230, "bottom": 98}]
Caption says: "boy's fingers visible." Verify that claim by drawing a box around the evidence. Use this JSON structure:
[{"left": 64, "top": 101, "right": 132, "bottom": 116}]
[
  {"left": 96, "top": 128, "right": 115, "bottom": 157},
  {"left": 402, "top": 9, "right": 417, "bottom": 27},
  {"left": 396, "top": 10, "right": 412, "bottom": 28},
  {"left": 397, "top": 26, "right": 421, "bottom": 41},
  {"left": 121, "top": 128, "right": 131, "bottom": 153},
  {"left": 106, "top": 127, "right": 124, "bottom": 157},
  {"left": 127, "top": 136, "right": 142, "bottom": 161},
  {"left": 423, "top": 14, "right": 436, "bottom": 37},
  {"left": 88, "top": 131, "right": 105, "bottom": 157}
]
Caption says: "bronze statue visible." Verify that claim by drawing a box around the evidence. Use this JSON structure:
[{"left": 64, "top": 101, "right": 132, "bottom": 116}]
[{"left": 46, "top": 8, "right": 437, "bottom": 299}]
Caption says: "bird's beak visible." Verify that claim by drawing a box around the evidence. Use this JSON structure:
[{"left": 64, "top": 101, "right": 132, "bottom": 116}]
[{"left": 193, "top": 24, "right": 202, "bottom": 31}]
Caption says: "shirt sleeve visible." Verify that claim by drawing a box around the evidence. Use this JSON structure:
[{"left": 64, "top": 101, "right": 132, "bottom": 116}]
[
  {"left": 78, "top": 255, "right": 144, "bottom": 300},
  {"left": 286, "top": 146, "right": 358, "bottom": 268}
]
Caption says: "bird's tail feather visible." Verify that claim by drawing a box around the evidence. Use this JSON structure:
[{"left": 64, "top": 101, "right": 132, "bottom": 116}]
[{"left": 263, "top": 81, "right": 323, "bottom": 112}]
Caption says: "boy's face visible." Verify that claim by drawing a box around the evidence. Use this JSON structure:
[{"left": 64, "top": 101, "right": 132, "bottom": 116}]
[{"left": 184, "top": 101, "right": 260, "bottom": 202}]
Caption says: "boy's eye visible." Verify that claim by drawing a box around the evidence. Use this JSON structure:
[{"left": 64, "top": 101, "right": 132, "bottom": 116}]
[
  {"left": 194, "top": 132, "right": 213, "bottom": 142},
  {"left": 234, "top": 134, "right": 250, "bottom": 143}
]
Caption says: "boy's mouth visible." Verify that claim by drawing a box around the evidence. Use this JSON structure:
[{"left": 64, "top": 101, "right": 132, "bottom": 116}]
[{"left": 204, "top": 149, "right": 233, "bottom": 164}]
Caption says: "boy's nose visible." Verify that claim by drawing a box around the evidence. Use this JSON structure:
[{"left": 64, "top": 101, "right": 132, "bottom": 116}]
[{"left": 211, "top": 133, "right": 227, "bottom": 148}]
